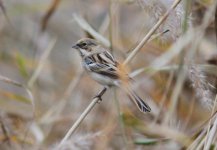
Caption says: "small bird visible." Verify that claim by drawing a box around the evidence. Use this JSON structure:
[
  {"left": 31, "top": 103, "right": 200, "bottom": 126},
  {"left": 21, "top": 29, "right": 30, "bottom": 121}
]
[{"left": 72, "top": 38, "right": 151, "bottom": 113}]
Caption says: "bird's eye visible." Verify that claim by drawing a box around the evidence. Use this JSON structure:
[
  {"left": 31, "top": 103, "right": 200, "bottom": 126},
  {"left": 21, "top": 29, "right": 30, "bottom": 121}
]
[{"left": 80, "top": 42, "right": 87, "bottom": 47}]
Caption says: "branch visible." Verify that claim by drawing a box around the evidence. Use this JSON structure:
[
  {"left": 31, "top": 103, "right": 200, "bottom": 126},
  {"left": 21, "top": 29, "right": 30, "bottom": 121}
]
[{"left": 58, "top": 87, "right": 107, "bottom": 148}]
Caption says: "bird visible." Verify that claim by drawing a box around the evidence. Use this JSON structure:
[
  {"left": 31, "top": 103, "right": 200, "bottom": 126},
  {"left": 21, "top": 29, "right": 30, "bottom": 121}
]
[{"left": 72, "top": 38, "right": 151, "bottom": 113}]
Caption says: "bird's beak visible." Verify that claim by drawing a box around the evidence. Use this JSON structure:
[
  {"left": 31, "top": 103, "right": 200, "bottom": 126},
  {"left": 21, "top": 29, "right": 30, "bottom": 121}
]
[{"left": 72, "top": 44, "right": 79, "bottom": 49}]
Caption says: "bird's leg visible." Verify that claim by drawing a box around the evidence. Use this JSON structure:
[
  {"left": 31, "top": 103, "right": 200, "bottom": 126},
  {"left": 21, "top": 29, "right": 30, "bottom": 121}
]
[{"left": 94, "top": 87, "right": 107, "bottom": 103}]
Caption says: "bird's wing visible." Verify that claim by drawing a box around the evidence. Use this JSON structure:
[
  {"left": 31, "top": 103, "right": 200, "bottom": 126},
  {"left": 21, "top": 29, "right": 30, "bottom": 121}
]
[
  {"left": 83, "top": 50, "right": 119, "bottom": 79},
  {"left": 89, "top": 62, "right": 119, "bottom": 79}
]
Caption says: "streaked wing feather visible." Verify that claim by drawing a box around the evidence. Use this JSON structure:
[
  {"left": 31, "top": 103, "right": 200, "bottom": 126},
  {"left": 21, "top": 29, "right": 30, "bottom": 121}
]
[
  {"left": 100, "top": 51, "right": 116, "bottom": 65},
  {"left": 84, "top": 55, "right": 119, "bottom": 79}
]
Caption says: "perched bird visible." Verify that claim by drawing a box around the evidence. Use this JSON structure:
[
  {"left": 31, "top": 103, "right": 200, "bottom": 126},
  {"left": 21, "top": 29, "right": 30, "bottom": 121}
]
[{"left": 72, "top": 38, "right": 151, "bottom": 113}]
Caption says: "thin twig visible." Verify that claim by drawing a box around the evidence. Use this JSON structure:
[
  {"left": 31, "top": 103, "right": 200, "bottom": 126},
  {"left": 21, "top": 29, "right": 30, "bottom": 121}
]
[
  {"left": 39, "top": 70, "right": 84, "bottom": 125},
  {"left": 113, "top": 89, "right": 129, "bottom": 148},
  {"left": 126, "top": 29, "right": 169, "bottom": 54},
  {"left": 41, "top": 0, "right": 61, "bottom": 31},
  {"left": 73, "top": 14, "right": 110, "bottom": 47},
  {"left": 28, "top": 38, "right": 57, "bottom": 87},
  {"left": 148, "top": 29, "right": 170, "bottom": 42},
  {"left": 58, "top": 87, "right": 107, "bottom": 148},
  {"left": 215, "top": 3, "right": 217, "bottom": 42},
  {"left": 109, "top": 0, "right": 113, "bottom": 53},
  {"left": 153, "top": 71, "right": 174, "bottom": 123},
  {"left": 0, "top": 75, "right": 35, "bottom": 113},
  {"left": 0, "top": 116, "right": 11, "bottom": 146},
  {"left": 124, "top": 0, "right": 182, "bottom": 65},
  {"left": 0, "top": 0, "right": 13, "bottom": 28}
]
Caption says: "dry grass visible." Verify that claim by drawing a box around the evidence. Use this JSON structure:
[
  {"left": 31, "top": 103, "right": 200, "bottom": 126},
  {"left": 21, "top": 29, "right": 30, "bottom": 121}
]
[{"left": 0, "top": 0, "right": 217, "bottom": 150}]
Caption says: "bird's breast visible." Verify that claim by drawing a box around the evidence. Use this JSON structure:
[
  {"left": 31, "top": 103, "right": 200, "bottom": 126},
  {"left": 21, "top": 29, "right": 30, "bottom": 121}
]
[{"left": 86, "top": 70, "right": 117, "bottom": 86}]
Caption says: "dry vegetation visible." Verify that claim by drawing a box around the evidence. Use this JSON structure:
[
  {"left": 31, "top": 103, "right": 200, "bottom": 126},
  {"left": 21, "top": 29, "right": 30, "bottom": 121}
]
[{"left": 0, "top": 0, "right": 217, "bottom": 150}]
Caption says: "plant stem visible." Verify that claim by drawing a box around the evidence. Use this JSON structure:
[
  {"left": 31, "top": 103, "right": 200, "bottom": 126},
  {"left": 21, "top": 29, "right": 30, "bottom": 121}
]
[
  {"left": 124, "top": 0, "right": 182, "bottom": 65},
  {"left": 58, "top": 87, "right": 107, "bottom": 148}
]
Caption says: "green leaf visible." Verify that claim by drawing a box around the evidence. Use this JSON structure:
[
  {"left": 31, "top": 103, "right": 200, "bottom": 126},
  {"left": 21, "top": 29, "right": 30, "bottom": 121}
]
[
  {"left": 134, "top": 138, "right": 169, "bottom": 145},
  {"left": 16, "top": 53, "right": 29, "bottom": 78}
]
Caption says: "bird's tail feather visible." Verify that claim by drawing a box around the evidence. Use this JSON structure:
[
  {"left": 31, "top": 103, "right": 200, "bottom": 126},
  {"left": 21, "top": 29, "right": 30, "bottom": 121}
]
[{"left": 125, "top": 87, "right": 151, "bottom": 113}]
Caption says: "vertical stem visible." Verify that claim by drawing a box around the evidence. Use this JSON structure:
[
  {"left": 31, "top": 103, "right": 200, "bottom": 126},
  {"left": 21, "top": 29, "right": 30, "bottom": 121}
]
[
  {"left": 109, "top": 0, "right": 113, "bottom": 53},
  {"left": 204, "top": 95, "right": 217, "bottom": 150},
  {"left": 153, "top": 71, "right": 174, "bottom": 123},
  {"left": 215, "top": 4, "right": 217, "bottom": 42},
  {"left": 182, "top": 0, "right": 191, "bottom": 33},
  {"left": 113, "top": 89, "right": 129, "bottom": 149},
  {"left": 0, "top": 116, "right": 11, "bottom": 146}
]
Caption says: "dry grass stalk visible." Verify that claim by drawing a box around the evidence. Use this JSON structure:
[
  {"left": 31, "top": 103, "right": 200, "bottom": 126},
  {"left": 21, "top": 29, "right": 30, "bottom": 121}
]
[
  {"left": 57, "top": 88, "right": 107, "bottom": 148},
  {"left": 73, "top": 14, "right": 110, "bottom": 47},
  {"left": 0, "top": 115, "right": 11, "bottom": 146},
  {"left": 28, "top": 38, "right": 57, "bottom": 88},
  {"left": 124, "top": 0, "right": 182, "bottom": 65},
  {"left": 0, "top": 75, "right": 35, "bottom": 114},
  {"left": 41, "top": 0, "right": 61, "bottom": 31},
  {"left": 39, "top": 70, "right": 84, "bottom": 125},
  {"left": 204, "top": 95, "right": 217, "bottom": 150}
]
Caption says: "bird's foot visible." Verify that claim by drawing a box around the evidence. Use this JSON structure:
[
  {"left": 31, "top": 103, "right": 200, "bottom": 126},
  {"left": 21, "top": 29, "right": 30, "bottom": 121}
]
[{"left": 94, "top": 87, "right": 107, "bottom": 104}]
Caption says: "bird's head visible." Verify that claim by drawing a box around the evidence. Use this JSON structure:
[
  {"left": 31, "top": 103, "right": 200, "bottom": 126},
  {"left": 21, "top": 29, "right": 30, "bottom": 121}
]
[{"left": 72, "top": 38, "right": 98, "bottom": 57}]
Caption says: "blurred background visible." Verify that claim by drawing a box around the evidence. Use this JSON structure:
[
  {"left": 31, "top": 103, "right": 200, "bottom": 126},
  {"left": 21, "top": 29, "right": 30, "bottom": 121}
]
[{"left": 0, "top": 0, "right": 217, "bottom": 149}]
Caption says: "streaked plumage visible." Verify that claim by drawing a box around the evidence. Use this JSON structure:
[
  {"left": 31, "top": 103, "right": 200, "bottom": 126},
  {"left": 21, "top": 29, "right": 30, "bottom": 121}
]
[{"left": 72, "top": 38, "right": 151, "bottom": 113}]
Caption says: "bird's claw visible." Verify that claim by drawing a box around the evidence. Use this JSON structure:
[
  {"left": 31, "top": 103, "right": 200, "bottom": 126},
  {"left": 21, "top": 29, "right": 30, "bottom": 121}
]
[
  {"left": 93, "top": 87, "right": 107, "bottom": 104},
  {"left": 94, "top": 95, "right": 102, "bottom": 104}
]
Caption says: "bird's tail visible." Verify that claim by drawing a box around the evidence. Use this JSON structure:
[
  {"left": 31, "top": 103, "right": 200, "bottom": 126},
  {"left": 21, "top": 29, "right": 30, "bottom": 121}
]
[{"left": 124, "top": 87, "right": 151, "bottom": 113}]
